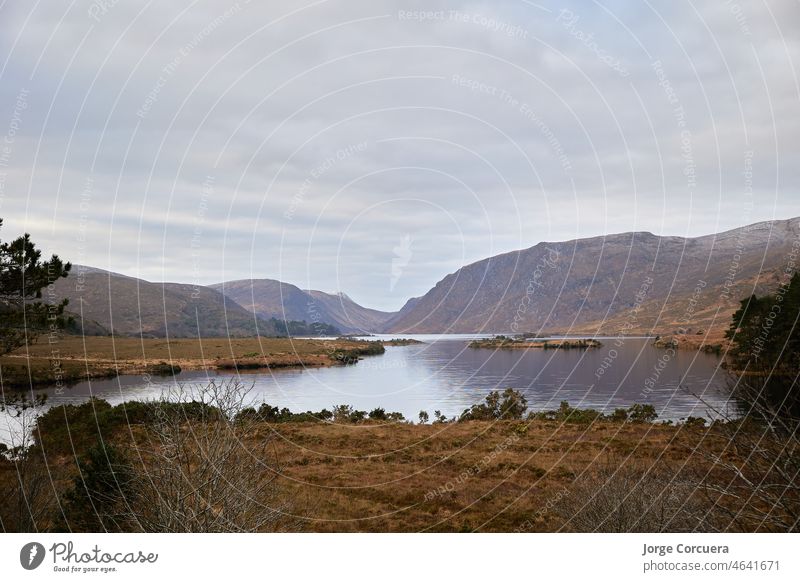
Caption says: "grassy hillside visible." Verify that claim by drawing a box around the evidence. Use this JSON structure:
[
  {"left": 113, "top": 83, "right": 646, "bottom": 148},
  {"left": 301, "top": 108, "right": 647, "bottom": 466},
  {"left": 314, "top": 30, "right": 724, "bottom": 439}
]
[
  {"left": 50, "top": 267, "right": 280, "bottom": 338},
  {"left": 212, "top": 279, "right": 394, "bottom": 334},
  {"left": 385, "top": 218, "right": 800, "bottom": 338}
]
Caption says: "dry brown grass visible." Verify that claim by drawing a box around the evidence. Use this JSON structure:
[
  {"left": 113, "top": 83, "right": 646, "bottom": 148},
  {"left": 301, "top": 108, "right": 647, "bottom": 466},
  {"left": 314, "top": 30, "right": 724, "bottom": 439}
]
[
  {"left": 4, "top": 407, "right": 790, "bottom": 532},
  {"left": 0, "top": 336, "right": 378, "bottom": 388},
  {"left": 254, "top": 420, "right": 704, "bottom": 532}
]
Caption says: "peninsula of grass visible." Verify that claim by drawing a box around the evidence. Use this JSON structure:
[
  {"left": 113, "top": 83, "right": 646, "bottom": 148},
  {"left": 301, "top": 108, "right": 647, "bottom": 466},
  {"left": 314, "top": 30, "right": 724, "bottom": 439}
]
[{"left": 0, "top": 335, "right": 385, "bottom": 389}]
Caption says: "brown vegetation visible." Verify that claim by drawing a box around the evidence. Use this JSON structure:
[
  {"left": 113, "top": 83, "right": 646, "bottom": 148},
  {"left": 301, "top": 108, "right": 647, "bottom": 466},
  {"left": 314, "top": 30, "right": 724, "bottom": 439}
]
[
  {"left": 0, "top": 336, "right": 384, "bottom": 388},
  {"left": 4, "top": 395, "right": 792, "bottom": 533},
  {"left": 469, "top": 337, "right": 601, "bottom": 350},
  {"left": 265, "top": 418, "right": 693, "bottom": 532},
  {"left": 651, "top": 330, "right": 726, "bottom": 353},
  {"left": 380, "top": 338, "right": 425, "bottom": 346}
]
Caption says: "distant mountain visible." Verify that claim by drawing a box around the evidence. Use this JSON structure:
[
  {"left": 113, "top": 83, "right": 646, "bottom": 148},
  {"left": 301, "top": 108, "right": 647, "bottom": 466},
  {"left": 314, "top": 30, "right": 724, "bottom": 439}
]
[
  {"left": 305, "top": 289, "right": 395, "bottom": 332},
  {"left": 211, "top": 279, "right": 393, "bottom": 333},
  {"left": 50, "top": 217, "right": 800, "bottom": 338},
  {"left": 380, "top": 296, "right": 421, "bottom": 332},
  {"left": 210, "top": 279, "right": 394, "bottom": 334},
  {"left": 383, "top": 218, "right": 800, "bottom": 336},
  {"left": 50, "top": 267, "right": 283, "bottom": 338},
  {"left": 269, "top": 318, "right": 341, "bottom": 337}
]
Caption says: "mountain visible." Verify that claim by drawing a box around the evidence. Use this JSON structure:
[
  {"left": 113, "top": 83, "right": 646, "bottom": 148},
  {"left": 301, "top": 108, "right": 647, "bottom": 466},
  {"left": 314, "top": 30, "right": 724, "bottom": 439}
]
[
  {"left": 210, "top": 279, "right": 394, "bottom": 334},
  {"left": 382, "top": 217, "right": 800, "bottom": 336},
  {"left": 48, "top": 217, "right": 800, "bottom": 338},
  {"left": 50, "top": 266, "right": 282, "bottom": 338}
]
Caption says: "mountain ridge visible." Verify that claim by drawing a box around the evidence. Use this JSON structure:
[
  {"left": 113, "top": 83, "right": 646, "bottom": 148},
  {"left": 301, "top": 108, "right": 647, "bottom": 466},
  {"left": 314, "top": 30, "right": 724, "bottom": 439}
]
[
  {"left": 210, "top": 279, "right": 394, "bottom": 334},
  {"left": 49, "top": 267, "right": 273, "bottom": 338},
  {"left": 57, "top": 216, "right": 799, "bottom": 337},
  {"left": 381, "top": 217, "right": 800, "bottom": 335}
]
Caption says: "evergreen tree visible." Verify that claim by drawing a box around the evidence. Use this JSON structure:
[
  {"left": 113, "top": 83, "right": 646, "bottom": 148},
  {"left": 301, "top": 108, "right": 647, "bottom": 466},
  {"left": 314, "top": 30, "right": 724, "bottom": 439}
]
[
  {"left": 0, "top": 218, "right": 71, "bottom": 354},
  {"left": 62, "top": 443, "right": 135, "bottom": 532},
  {"left": 726, "top": 272, "right": 800, "bottom": 374},
  {"left": 726, "top": 272, "right": 800, "bottom": 417}
]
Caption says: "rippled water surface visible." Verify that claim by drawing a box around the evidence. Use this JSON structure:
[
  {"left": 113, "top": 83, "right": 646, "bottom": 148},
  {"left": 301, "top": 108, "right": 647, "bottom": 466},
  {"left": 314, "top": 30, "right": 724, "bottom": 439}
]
[{"left": 4, "top": 335, "right": 735, "bottom": 439}]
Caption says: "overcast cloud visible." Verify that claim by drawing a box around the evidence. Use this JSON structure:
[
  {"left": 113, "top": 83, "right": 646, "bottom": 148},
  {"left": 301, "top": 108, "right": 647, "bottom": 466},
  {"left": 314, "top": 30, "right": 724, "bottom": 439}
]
[{"left": 0, "top": 0, "right": 798, "bottom": 310}]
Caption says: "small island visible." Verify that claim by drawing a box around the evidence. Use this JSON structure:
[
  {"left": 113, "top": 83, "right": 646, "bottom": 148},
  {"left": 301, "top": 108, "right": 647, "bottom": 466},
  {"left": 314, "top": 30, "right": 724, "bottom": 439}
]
[
  {"left": 469, "top": 336, "right": 602, "bottom": 350},
  {"left": 652, "top": 334, "right": 723, "bottom": 354},
  {"left": 381, "top": 338, "right": 425, "bottom": 346}
]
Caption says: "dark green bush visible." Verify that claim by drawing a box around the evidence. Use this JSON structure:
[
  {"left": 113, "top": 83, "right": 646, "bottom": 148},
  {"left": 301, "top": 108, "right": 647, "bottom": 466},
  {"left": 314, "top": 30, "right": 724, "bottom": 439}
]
[
  {"left": 627, "top": 403, "right": 658, "bottom": 423},
  {"left": 369, "top": 407, "right": 387, "bottom": 420},
  {"left": 460, "top": 388, "right": 528, "bottom": 421},
  {"left": 60, "top": 443, "right": 135, "bottom": 532}
]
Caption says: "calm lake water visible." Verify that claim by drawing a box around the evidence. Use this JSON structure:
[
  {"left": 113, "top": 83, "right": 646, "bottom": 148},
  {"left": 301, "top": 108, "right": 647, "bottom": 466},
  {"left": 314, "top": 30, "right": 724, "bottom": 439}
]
[{"left": 1, "top": 335, "right": 735, "bottom": 443}]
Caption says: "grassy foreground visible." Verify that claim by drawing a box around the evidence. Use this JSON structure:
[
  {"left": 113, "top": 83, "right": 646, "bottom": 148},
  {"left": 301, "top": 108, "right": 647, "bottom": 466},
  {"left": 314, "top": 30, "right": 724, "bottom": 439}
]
[
  {"left": 0, "top": 336, "right": 384, "bottom": 388},
  {"left": 267, "top": 419, "right": 697, "bottom": 532},
  {"left": 6, "top": 388, "right": 790, "bottom": 533},
  {"left": 0, "top": 410, "right": 695, "bottom": 532}
]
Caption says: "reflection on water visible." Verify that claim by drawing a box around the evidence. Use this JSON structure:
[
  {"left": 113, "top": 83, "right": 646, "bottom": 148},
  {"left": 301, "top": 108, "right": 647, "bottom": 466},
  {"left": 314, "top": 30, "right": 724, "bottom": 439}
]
[{"left": 1, "top": 335, "right": 734, "bottom": 443}]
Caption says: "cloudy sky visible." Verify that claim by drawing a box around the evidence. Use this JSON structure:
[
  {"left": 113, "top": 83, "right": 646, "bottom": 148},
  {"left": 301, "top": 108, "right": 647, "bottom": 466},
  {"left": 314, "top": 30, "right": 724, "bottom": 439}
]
[{"left": 0, "top": 0, "right": 798, "bottom": 310}]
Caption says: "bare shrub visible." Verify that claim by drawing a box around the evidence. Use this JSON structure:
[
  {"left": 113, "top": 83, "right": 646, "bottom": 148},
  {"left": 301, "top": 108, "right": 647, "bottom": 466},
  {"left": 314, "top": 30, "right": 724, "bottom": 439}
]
[
  {"left": 686, "top": 375, "right": 800, "bottom": 532},
  {"left": 128, "top": 380, "right": 297, "bottom": 532},
  {"left": 556, "top": 459, "right": 701, "bottom": 532},
  {"left": 0, "top": 393, "right": 59, "bottom": 532},
  {"left": 0, "top": 447, "right": 57, "bottom": 532},
  {"left": 695, "top": 274, "right": 800, "bottom": 531}
]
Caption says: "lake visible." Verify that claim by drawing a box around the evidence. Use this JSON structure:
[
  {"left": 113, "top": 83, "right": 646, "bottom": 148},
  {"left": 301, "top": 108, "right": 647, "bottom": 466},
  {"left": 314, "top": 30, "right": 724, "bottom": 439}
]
[{"left": 1, "top": 335, "right": 735, "bottom": 443}]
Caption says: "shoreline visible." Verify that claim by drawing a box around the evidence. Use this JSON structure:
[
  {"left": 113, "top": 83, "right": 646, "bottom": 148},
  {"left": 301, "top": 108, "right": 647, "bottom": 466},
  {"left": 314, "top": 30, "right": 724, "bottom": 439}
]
[
  {"left": 0, "top": 336, "right": 385, "bottom": 390},
  {"left": 0, "top": 330, "right": 728, "bottom": 392}
]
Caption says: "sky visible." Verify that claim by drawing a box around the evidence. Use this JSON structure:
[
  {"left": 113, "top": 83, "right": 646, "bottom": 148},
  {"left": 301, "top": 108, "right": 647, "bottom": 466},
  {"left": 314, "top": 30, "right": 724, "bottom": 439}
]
[{"left": 0, "top": 0, "right": 798, "bottom": 311}]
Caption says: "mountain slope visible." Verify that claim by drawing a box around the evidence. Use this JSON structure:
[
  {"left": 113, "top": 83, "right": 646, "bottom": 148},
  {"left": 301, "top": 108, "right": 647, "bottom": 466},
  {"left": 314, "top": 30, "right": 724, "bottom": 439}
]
[
  {"left": 305, "top": 290, "right": 395, "bottom": 333},
  {"left": 48, "top": 217, "right": 800, "bottom": 338},
  {"left": 211, "top": 279, "right": 394, "bottom": 334},
  {"left": 383, "top": 217, "right": 800, "bottom": 335},
  {"left": 51, "top": 267, "right": 280, "bottom": 338}
]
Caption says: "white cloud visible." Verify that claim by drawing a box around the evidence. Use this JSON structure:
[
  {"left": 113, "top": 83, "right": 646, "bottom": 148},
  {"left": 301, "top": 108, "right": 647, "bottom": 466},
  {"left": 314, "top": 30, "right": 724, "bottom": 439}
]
[{"left": 0, "top": 0, "right": 798, "bottom": 310}]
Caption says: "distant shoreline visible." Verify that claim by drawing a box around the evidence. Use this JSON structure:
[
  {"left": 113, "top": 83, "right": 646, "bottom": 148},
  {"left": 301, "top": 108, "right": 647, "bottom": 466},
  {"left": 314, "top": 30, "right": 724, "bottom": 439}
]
[{"left": 0, "top": 336, "right": 386, "bottom": 390}]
